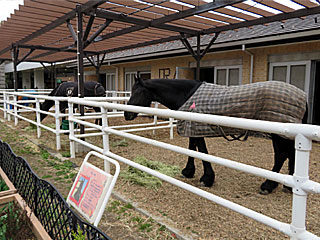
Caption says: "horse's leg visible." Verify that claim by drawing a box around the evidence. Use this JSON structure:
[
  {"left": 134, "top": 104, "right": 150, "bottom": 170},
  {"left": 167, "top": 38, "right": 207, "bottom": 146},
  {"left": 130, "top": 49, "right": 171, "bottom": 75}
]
[
  {"left": 282, "top": 141, "right": 295, "bottom": 193},
  {"left": 260, "top": 134, "right": 291, "bottom": 194},
  {"left": 181, "top": 137, "right": 196, "bottom": 178},
  {"left": 93, "top": 107, "right": 102, "bottom": 125},
  {"left": 195, "top": 137, "right": 215, "bottom": 187},
  {"left": 60, "top": 102, "right": 68, "bottom": 122}
]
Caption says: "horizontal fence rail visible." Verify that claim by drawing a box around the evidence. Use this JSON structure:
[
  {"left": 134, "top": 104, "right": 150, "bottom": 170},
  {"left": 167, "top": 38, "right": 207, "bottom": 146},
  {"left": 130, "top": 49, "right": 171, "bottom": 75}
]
[
  {"left": 68, "top": 97, "right": 320, "bottom": 240},
  {"left": 0, "top": 140, "right": 111, "bottom": 240}
]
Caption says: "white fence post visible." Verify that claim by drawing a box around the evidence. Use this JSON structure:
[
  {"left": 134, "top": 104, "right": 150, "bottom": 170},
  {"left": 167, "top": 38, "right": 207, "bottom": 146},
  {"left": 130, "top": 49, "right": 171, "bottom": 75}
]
[
  {"left": 3, "top": 92, "right": 6, "bottom": 120},
  {"left": 112, "top": 91, "right": 117, "bottom": 112},
  {"left": 290, "top": 134, "right": 312, "bottom": 239},
  {"left": 36, "top": 98, "right": 41, "bottom": 138},
  {"left": 169, "top": 117, "right": 174, "bottom": 140},
  {"left": 54, "top": 99, "right": 61, "bottom": 150},
  {"left": 101, "top": 107, "right": 110, "bottom": 172},
  {"left": 69, "top": 102, "right": 75, "bottom": 158},
  {"left": 7, "top": 95, "right": 11, "bottom": 121},
  {"left": 153, "top": 102, "right": 158, "bottom": 136},
  {"left": 14, "top": 95, "right": 18, "bottom": 126}
]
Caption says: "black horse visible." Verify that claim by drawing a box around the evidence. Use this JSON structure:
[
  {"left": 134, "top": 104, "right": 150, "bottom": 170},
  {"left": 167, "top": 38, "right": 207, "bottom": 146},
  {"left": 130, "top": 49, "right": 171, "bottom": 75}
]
[
  {"left": 124, "top": 76, "right": 308, "bottom": 194},
  {"left": 40, "top": 81, "right": 106, "bottom": 123}
]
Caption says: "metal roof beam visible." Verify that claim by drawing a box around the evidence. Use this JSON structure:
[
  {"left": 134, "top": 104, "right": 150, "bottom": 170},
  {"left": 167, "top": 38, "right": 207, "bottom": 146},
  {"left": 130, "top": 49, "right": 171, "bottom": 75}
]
[
  {"left": 67, "top": 20, "right": 77, "bottom": 42},
  {"left": 83, "top": 15, "right": 95, "bottom": 42},
  {"left": 203, "top": 5, "right": 320, "bottom": 34},
  {"left": 99, "top": 35, "right": 183, "bottom": 55},
  {"left": 84, "top": 19, "right": 113, "bottom": 49},
  {"left": 91, "top": 1, "right": 245, "bottom": 49},
  {"left": 151, "top": 0, "right": 245, "bottom": 26},
  {"left": 0, "top": 0, "right": 106, "bottom": 57},
  {"left": 18, "top": 44, "right": 97, "bottom": 55},
  {"left": 17, "top": 48, "right": 35, "bottom": 65},
  {"left": 93, "top": 9, "right": 198, "bottom": 35}
]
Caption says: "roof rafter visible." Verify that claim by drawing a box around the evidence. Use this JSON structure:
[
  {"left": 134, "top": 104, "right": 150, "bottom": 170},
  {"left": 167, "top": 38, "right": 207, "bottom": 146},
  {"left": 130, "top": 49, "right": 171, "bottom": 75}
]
[{"left": 0, "top": 0, "right": 106, "bottom": 56}]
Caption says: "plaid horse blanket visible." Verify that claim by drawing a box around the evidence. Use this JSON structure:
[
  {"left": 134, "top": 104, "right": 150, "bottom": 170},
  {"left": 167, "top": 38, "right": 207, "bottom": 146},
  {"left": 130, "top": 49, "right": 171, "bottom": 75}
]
[{"left": 177, "top": 81, "right": 307, "bottom": 138}]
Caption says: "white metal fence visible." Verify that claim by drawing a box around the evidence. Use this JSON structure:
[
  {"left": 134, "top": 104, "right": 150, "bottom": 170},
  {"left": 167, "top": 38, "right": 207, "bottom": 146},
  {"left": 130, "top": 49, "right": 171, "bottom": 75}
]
[
  {"left": 0, "top": 90, "right": 175, "bottom": 150},
  {"left": 67, "top": 97, "right": 320, "bottom": 240}
]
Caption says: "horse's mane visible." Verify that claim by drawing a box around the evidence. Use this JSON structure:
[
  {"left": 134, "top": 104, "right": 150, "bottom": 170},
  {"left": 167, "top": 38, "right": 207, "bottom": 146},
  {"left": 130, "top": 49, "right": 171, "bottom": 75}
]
[
  {"left": 48, "top": 84, "right": 63, "bottom": 96},
  {"left": 142, "top": 78, "right": 202, "bottom": 109}
]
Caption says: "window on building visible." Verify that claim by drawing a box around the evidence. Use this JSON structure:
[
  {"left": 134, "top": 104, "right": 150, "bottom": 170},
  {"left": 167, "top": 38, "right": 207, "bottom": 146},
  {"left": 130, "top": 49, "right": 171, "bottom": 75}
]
[
  {"left": 269, "top": 61, "right": 310, "bottom": 92},
  {"left": 214, "top": 66, "right": 242, "bottom": 86},
  {"left": 125, "top": 72, "right": 136, "bottom": 91},
  {"left": 125, "top": 71, "right": 151, "bottom": 91},
  {"left": 106, "top": 73, "right": 116, "bottom": 91},
  {"left": 139, "top": 71, "right": 151, "bottom": 80}
]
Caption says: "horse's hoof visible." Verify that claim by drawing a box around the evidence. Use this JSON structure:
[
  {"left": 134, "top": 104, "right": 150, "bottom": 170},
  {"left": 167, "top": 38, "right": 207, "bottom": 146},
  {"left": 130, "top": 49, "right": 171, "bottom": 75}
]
[
  {"left": 259, "top": 189, "right": 271, "bottom": 195},
  {"left": 282, "top": 186, "right": 292, "bottom": 194},
  {"left": 181, "top": 168, "right": 195, "bottom": 179},
  {"left": 260, "top": 180, "right": 278, "bottom": 194},
  {"left": 200, "top": 175, "right": 215, "bottom": 187}
]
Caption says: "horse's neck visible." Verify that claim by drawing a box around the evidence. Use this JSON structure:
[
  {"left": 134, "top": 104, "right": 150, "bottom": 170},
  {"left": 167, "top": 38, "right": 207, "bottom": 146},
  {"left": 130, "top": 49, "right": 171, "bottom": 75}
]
[
  {"left": 147, "top": 79, "right": 201, "bottom": 110},
  {"left": 41, "top": 100, "right": 54, "bottom": 112}
]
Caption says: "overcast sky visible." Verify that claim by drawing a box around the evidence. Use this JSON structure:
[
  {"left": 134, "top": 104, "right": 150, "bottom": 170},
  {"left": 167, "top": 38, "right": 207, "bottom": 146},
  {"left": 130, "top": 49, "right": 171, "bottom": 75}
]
[{"left": 0, "top": 0, "right": 24, "bottom": 22}]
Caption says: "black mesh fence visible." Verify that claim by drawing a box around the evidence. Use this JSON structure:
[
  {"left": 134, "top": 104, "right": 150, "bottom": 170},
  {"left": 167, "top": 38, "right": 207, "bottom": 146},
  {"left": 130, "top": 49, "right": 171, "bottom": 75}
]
[{"left": 0, "top": 140, "right": 112, "bottom": 240}]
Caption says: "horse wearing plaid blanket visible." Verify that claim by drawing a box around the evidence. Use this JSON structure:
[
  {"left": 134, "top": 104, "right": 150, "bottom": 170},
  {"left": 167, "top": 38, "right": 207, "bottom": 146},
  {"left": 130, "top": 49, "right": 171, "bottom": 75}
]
[{"left": 124, "top": 76, "right": 308, "bottom": 194}]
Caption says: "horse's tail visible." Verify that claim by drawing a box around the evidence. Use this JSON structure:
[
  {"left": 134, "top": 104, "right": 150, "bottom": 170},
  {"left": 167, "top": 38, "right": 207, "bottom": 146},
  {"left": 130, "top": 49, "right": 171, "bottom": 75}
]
[
  {"left": 95, "top": 82, "right": 106, "bottom": 97},
  {"left": 302, "top": 103, "right": 308, "bottom": 124}
]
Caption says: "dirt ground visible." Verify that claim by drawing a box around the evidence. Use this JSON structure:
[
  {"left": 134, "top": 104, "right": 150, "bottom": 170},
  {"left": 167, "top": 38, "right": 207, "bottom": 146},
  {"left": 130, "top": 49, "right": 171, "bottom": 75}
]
[{"left": 0, "top": 112, "right": 320, "bottom": 240}]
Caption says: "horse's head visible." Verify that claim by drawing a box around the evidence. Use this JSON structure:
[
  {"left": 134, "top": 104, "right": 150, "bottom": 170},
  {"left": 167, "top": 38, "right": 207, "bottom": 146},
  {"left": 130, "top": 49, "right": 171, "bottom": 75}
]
[
  {"left": 124, "top": 76, "right": 153, "bottom": 121},
  {"left": 39, "top": 99, "right": 54, "bottom": 122}
]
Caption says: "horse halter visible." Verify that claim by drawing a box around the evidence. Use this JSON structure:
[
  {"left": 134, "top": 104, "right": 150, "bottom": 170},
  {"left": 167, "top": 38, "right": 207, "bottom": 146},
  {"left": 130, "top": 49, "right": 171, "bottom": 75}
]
[{"left": 66, "top": 87, "right": 74, "bottom": 97}]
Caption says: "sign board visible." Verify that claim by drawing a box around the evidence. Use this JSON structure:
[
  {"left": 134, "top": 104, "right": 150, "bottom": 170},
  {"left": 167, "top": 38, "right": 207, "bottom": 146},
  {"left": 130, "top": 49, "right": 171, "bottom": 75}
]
[{"left": 67, "top": 151, "right": 120, "bottom": 226}]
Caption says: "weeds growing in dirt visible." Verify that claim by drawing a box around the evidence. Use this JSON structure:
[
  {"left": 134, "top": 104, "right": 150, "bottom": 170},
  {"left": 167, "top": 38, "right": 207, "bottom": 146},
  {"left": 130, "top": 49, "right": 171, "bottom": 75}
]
[
  {"left": 106, "top": 200, "right": 176, "bottom": 239},
  {"left": 0, "top": 178, "right": 8, "bottom": 192},
  {"left": 0, "top": 202, "right": 35, "bottom": 240},
  {"left": 120, "top": 156, "right": 180, "bottom": 189}
]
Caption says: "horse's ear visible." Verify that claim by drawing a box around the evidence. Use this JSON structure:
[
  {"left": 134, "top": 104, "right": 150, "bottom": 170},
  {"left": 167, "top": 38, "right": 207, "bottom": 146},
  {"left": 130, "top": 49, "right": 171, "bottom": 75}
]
[{"left": 134, "top": 75, "right": 144, "bottom": 86}]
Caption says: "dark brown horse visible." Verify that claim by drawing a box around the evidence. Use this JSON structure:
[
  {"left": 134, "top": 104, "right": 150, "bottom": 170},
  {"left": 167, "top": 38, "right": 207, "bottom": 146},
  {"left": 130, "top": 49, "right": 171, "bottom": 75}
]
[{"left": 40, "top": 81, "right": 105, "bottom": 123}]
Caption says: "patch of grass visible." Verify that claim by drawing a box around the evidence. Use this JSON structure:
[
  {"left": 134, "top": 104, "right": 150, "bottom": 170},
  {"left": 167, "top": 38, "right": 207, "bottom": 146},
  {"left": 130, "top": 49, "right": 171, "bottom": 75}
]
[
  {"left": 120, "top": 156, "right": 180, "bottom": 189},
  {"left": 0, "top": 178, "right": 9, "bottom": 192},
  {"left": 61, "top": 152, "right": 71, "bottom": 158},
  {"left": 111, "top": 138, "right": 128, "bottom": 147},
  {"left": 40, "top": 149, "right": 49, "bottom": 160},
  {"left": 19, "top": 145, "right": 35, "bottom": 155},
  {"left": 24, "top": 124, "right": 37, "bottom": 131},
  {"left": 139, "top": 223, "right": 152, "bottom": 232},
  {"left": 42, "top": 175, "right": 52, "bottom": 179},
  {"left": 44, "top": 123, "right": 56, "bottom": 129}
]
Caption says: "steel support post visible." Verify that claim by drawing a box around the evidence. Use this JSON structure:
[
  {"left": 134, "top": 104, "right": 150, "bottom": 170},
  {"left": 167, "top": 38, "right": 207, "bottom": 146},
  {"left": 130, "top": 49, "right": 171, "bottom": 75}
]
[
  {"left": 11, "top": 46, "right": 19, "bottom": 91},
  {"left": 196, "top": 34, "right": 201, "bottom": 81},
  {"left": 180, "top": 33, "right": 219, "bottom": 81},
  {"left": 290, "top": 134, "right": 312, "bottom": 239},
  {"left": 76, "top": 5, "right": 85, "bottom": 139}
]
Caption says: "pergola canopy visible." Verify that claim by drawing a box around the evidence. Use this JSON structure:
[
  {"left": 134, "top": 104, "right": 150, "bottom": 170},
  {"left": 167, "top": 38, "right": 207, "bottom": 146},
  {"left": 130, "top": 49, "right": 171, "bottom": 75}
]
[{"left": 1, "top": 0, "right": 320, "bottom": 64}]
